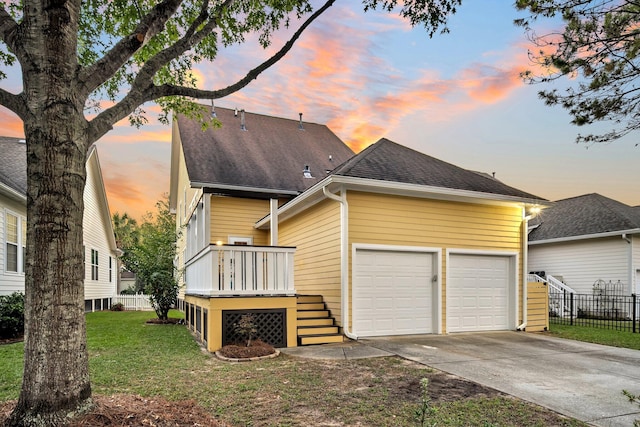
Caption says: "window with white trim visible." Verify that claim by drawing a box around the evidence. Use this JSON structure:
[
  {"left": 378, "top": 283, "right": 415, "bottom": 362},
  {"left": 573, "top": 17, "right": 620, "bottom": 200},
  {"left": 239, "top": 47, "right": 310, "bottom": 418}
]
[
  {"left": 91, "top": 249, "right": 99, "bottom": 280},
  {"left": 109, "top": 256, "right": 113, "bottom": 283},
  {"left": 5, "top": 211, "right": 26, "bottom": 274}
]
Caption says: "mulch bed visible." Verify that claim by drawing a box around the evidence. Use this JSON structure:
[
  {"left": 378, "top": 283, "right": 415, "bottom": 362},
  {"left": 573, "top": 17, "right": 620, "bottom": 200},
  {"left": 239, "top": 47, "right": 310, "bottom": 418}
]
[
  {"left": 0, "top": 395, "right": 226, "bottom": 427},
  {"left": 145, "top": 318, "right": 184, "bottom": 325},
  {"left": 217, "top": 340, "right": 276, "bottom": 359}
]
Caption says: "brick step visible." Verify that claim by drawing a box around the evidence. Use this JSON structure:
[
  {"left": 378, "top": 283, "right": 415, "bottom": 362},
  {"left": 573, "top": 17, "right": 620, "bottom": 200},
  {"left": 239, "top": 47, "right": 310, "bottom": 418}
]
[
  {"left": 297, "top": 309, "right": 330, "bottom": 319},
  {"left": 299, "top": 334, "right": 344, "bottom": 346},
  {"left": 297, "top": 317, "right": 335, "bottom": 327},
  {"left": 296, "top": 295, "right": 323, "bottom": 304},
  {"left": 297, "top": 302, "right": 325, "bottom": 310},
  {"left": 297, "top": 325, "right": 340, "bottom": 336}
]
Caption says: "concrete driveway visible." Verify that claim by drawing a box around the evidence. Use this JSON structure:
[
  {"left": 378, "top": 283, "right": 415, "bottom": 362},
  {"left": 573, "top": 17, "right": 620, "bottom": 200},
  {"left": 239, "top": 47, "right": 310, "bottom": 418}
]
[{"left": 362, "top": 332, "right": 640, "bottom": 427}]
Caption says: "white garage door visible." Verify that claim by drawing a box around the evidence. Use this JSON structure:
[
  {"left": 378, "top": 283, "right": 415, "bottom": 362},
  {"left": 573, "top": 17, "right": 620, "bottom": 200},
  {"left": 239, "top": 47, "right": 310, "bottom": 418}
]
[
  {"left": 447, "top": 254, "right": 511, "bottom": 332},
  {"left": 353, "top": 249, "right": 433, "bottom": 337}
]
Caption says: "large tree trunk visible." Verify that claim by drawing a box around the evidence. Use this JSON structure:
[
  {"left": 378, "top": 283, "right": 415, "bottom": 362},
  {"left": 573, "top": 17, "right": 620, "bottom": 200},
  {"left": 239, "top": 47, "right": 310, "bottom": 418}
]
[
  {"left": 8, "top": 0, "right": 93, "bottom": 425},
  {"left": 8, "top": 120, "right": 92, "bottom": 427}
]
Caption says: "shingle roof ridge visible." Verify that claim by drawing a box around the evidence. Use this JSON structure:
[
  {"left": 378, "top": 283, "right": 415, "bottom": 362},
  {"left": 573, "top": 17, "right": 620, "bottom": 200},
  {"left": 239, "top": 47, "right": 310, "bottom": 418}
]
[
  {"left": 589, "top": 193, "right": 640, "bottom": 229},
  {"left": 0, "top": 136, "right": 27, "bottom": 196},
  {"left": 330, "top": 138, "right": 389, "bottom": 175},
  {"left": 212, "top": 105, "right": 329, "bottom": 127}
]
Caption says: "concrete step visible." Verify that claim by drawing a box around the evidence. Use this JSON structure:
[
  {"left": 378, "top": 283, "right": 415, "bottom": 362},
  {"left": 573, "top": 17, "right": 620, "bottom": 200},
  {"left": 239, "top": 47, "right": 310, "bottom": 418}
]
[
  {"left": 297, "top": 309, "right": 330, "bottom": 319},
  {"left": 298, "top": 325, "right": 340, "bottom": 336},
  {"left": 297, "top": 317, "right": 335, "bottom": 327},
  {"left": 299, "top": 334, "right": 344, "bottom": 346}
]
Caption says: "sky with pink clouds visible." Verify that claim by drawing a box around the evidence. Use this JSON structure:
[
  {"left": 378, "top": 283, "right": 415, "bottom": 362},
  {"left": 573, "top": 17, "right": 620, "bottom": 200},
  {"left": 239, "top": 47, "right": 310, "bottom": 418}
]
[{"left": 2, "top": 0, "right": 639, "bottom": 220}]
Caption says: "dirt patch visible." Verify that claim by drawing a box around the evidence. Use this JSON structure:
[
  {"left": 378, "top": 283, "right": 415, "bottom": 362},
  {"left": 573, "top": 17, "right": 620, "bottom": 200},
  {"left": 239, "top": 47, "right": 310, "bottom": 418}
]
[{"left": 0, "top": 395, "right": 226, "bottom": 427}]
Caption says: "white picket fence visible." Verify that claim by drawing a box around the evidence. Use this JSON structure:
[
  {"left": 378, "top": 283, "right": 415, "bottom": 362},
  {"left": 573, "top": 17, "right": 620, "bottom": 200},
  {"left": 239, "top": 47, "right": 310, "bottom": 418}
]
[{"left": 112, "top": 293, "right": 153, "bottom": 311}]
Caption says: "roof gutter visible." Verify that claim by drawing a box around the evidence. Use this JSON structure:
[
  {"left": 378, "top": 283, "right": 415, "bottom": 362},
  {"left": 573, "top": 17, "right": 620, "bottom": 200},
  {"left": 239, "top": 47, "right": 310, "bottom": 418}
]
[
  {"left": 256, "top": 175, "right": 548, "bottom": 229},
  {"left": 322, "top": 185, "right": 358, "bottom": 341},
  {"left": 0, "top": 182, "right": 26, "bottom": 203},
  {"left": 529, "top": 228, "right": 640, "bottom": 245},
  {"left": 190, "top": 181, "right": 299, "bottom": 197}
]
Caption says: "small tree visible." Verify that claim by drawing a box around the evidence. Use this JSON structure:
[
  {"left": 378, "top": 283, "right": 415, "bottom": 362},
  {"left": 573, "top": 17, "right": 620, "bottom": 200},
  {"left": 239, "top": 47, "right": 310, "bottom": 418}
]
[
  {"left": 112, "top": 212, "right": 140, "bottom": 276},
  {"left": 234, "top": 314, "right": 258, "bottom": 347},
  {"left": 131, "top": 196, "right": 181, "bottom": 321}
]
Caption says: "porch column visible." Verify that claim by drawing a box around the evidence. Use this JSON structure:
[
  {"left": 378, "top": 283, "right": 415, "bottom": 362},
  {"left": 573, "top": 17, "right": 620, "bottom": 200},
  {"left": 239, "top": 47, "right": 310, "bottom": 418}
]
[{"left": 270, "top": 198, "right": 278, "bottom": 246}]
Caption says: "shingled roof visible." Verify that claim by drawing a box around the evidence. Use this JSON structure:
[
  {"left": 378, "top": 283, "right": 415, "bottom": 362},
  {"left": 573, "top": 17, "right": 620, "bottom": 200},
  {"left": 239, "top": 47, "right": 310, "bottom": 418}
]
[
  {"left": 176, "top": 107, "right": 355, "bottom": 197},
  {"left": 331, "top": 138, "right": 544, "bottom": 201},
  {"left": 528, "top": 193, "right": 640, "bottom": 242},
  {"left": 0, "top": 136, "right": 27, "bottom": 198}
]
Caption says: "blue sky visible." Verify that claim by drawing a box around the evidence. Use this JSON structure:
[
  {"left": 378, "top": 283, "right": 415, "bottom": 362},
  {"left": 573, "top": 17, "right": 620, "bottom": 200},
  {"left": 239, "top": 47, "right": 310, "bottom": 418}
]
[{"left": 1, "top": 0, "right": 638, "bottom": 219}]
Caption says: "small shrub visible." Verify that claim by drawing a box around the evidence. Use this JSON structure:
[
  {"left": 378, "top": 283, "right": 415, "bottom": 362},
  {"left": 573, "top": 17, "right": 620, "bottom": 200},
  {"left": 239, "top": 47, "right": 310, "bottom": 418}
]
[
  {"left": 234, "top": 314, "right": 258, "bottom": 347},
  {"left": 120, "top": 286, "right": 136, "bottom": 295},
  {"left": 111, "top": 302, "right": 125, "bottom": 311},
  {"left": 0, "top": 292, "right": 25, "bottom": 339}
]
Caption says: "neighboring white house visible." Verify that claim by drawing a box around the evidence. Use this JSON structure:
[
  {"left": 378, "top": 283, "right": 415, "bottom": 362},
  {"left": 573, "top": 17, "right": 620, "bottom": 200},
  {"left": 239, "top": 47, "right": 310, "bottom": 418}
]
[
  {"left": 528, "top": 193, "right": 640, "bottom": 295},
  {"left": 0, "top": 137, "right": 119, "bottom": 311}
]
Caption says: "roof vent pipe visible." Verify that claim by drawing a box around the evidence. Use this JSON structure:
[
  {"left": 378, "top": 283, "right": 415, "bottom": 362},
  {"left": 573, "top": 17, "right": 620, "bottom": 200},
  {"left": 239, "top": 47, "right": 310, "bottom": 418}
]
[
  {"left": 211, "top": 100, "right": 217, "bottom": 118},
  {"left": 298, "top": 113, "right": 304, "bottom": 130},
  {"left": 234, "top": 107, "right": 238, "bottom": 117},
  {"left": 240, "top": 109, "right": 247, "bottom": 131}
]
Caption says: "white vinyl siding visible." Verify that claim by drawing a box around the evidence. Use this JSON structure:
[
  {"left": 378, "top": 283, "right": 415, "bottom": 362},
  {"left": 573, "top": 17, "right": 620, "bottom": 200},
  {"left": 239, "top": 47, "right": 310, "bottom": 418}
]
[
  {"left": 529, "top": 237, "right": 631, "bottom": 294},
  {"left": 82, "top": 151, "right": 117, "bottom": 301}
]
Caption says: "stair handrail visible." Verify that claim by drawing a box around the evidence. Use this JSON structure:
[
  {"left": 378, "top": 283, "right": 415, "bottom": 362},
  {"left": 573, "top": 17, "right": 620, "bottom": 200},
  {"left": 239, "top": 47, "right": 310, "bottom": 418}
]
[{"left": 546, "top": 275, "right": 576, "bottom": 294}]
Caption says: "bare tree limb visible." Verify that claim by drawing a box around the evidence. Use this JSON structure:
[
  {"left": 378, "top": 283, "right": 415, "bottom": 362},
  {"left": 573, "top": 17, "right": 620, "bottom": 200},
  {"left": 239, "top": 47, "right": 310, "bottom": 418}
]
[
  {"left": 78, "top": 0, "right": 184, "bottom": 97},
  {"left": 150, "top": 0, "right": 336, "bottom": 100},
  {"left": 88, "top": 0, "right": 335, "bottom": 143}
]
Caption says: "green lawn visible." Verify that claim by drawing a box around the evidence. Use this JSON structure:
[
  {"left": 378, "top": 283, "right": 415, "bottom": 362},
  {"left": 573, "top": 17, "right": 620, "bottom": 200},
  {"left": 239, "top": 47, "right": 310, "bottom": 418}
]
[
  {"left": 548, "top": 321, "right": 640, "bottom": 350},
  {"left": 1, "top": 311, "right": 587, "bottom": 426}
]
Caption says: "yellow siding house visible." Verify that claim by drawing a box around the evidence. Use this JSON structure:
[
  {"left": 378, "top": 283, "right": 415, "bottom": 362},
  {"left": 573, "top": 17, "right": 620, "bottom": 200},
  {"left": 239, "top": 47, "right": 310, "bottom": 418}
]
[{"left": 170, "top": 107, "right": 549, "bottom": 352}]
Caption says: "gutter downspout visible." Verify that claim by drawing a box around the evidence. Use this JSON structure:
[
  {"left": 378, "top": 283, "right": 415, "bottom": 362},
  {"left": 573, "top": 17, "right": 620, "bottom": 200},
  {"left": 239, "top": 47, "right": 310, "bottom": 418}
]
[
  {"left": 517, "top": 210, "right": 531, "bottom": 331},
  {"left": 323, "top": 186, "right": 358, "bottom": 341}
]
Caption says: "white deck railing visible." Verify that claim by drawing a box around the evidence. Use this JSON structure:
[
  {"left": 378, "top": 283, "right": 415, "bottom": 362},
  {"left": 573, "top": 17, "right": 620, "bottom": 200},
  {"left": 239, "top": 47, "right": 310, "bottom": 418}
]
[{"left": 185, "top": 245, "right": 296, "bottom": 296}]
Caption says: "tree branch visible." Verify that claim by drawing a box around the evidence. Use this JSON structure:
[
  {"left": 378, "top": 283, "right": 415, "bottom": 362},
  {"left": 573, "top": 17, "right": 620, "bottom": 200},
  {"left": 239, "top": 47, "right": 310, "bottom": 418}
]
[
  {"left": 0, "top": 7, "right": 21, "bottom": 57},
  {"left": 88, "top": 0, "right": 335, "bottom": 143},
  {"left": 0, "top": 87, "right": 28, "bottom": 121},
  {"left": 78, "top": 0, "right": 184, "bottom": 97},
  {"left": 145, "top": 0, "right": 336, "bottom": 101}
]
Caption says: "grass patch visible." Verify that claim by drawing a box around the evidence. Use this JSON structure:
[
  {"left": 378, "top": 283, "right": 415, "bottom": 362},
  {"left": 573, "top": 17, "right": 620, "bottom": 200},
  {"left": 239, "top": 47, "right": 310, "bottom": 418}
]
[
  {"left": 1, "top": 311, "right": 588, "bottom": 426},
  {"left": 548, "top": 322, "right": 640, "bottom": 350}
]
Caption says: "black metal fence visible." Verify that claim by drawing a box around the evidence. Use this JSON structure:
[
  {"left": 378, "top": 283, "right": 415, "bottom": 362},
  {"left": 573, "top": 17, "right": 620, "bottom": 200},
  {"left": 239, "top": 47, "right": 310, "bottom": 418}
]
[{"left": 549, "top": 292, "right": 638, "bottom": 333}]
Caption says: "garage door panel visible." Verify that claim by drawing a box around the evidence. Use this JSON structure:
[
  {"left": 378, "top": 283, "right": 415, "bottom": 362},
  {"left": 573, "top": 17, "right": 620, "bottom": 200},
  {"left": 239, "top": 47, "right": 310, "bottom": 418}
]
[
  {"left": 354, "top": 249, "right": 434, "bottom": 337},
  {"left": 448, "top": 254, "right": 511, "bottom": 333}
]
